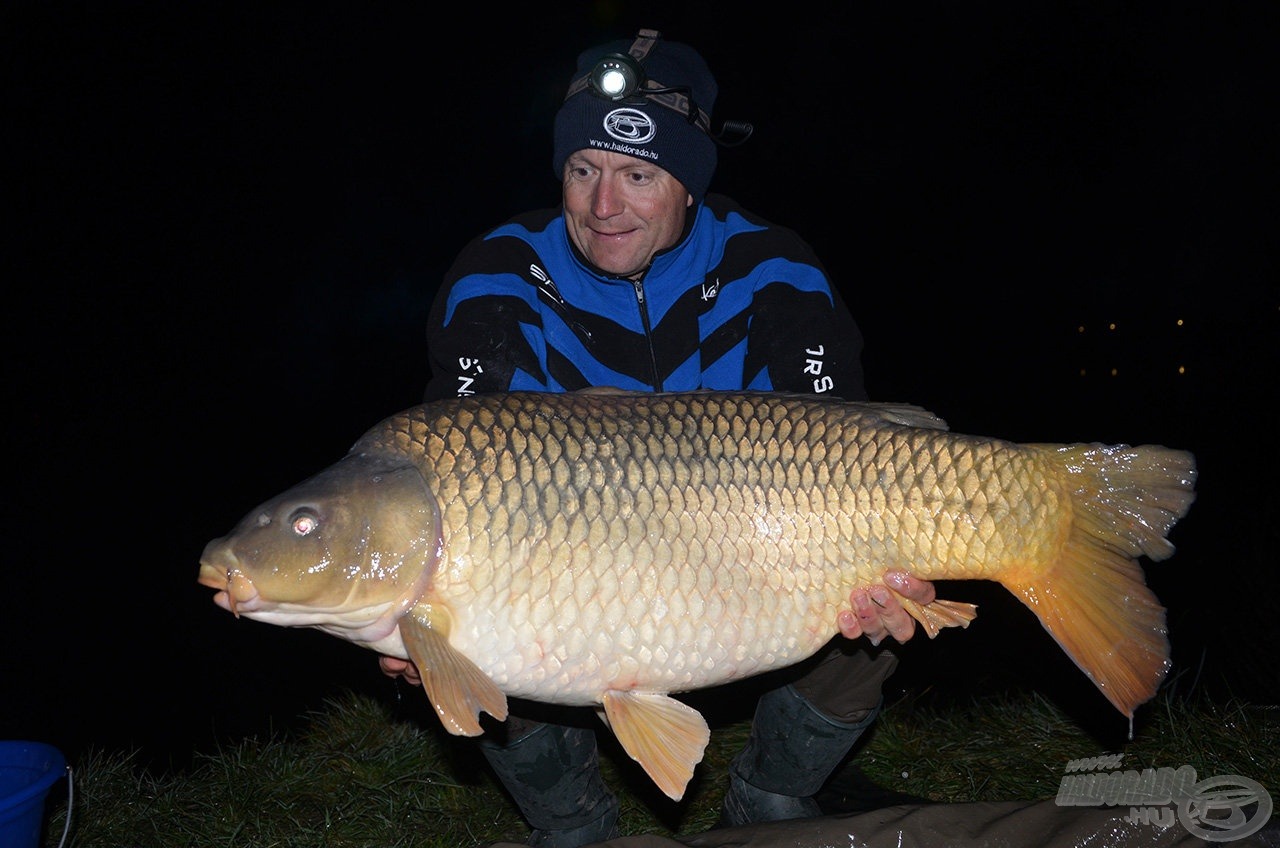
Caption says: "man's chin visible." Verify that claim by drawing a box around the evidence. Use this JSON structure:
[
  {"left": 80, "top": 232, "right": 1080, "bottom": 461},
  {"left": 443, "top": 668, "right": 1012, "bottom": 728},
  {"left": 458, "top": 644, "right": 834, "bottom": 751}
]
[{"left": 584, "top": 253, "right": 645, "bottom": 279}]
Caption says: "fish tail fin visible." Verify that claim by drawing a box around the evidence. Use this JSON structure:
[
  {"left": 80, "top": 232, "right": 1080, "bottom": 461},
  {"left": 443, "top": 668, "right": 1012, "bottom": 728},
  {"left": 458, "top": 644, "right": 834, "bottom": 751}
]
[{"left": 1000, "top": 443, "right": 1196, "bottom": 717}]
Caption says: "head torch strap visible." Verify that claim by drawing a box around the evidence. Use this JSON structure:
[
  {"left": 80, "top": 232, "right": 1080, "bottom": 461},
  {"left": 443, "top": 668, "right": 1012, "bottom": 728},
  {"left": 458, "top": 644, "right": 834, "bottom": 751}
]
[
  {"left": 564, "top": 74, "right": 711, "bottom": 131},
  {"left": 640, "top": 86, "right": 711, "bottom": 132},
  {"left": 563, "top": 74, "right": 593, "bottom": 101},
  {"left": 628, "top": 28, "right": 660, "bottom": 61}
]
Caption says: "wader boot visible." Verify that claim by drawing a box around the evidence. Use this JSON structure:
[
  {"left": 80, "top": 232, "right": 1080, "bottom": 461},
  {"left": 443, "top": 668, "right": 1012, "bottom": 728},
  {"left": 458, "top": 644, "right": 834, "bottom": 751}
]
[
  {"left": 480, "top": 718, "right": 620, "bottom": 848},
  {"left": 794, "top": 641, "right": 929, "bottom": 815},
  {"left": 720, "top": 682, "right": 881, "bottom": 826}
]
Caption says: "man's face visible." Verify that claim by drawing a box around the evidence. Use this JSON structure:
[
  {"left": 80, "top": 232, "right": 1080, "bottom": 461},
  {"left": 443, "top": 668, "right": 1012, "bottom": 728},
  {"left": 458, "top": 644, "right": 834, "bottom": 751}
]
[{"left": 562, "top": 149, "right": 693, "bottom": 279}]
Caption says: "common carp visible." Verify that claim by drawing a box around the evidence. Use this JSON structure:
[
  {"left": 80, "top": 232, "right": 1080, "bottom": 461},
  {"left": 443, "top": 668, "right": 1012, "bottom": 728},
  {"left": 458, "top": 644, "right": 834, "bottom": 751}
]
[{"left": 198, "top": 390, "right": 1196, "bottom": 801}]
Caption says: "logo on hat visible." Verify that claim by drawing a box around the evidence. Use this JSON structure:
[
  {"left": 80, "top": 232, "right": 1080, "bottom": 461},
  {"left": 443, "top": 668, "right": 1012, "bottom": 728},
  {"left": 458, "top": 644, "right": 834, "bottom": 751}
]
[{"left": 603, "top": 108, "right": 656, "bottom": 145}]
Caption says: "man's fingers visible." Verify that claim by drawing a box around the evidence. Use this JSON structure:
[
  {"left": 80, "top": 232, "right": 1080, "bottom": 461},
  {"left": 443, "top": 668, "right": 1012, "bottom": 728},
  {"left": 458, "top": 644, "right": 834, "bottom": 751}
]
[
  {"left": 378, "top": 656, "right": 424, "bottom": 686},
  {"left": 870, "top": 586, "right": 917, "bottom": 643},
  {"left": 883, "top": 571, "right": 936, "bottom": 604},
  {"left": 840, "top": 574, "right": 936, "bottom": 645},
  {"left": 837, "top": 609, "right": 863, "bottom": 640},
  {"left": 850, "top": 589, "right": 885, "bottom": 646}
]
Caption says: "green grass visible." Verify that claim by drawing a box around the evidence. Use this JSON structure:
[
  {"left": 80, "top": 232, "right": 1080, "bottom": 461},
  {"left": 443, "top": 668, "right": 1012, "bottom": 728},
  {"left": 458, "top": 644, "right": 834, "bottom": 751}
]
[{"left": 40, "top": 687, "right": 1276, "bottom": 847}]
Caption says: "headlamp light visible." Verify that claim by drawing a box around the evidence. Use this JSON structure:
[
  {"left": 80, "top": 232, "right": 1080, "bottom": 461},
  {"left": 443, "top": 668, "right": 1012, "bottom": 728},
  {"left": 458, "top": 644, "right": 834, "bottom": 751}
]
[{"left": 589, "top": 54, "right": 645, "bottom": 101}]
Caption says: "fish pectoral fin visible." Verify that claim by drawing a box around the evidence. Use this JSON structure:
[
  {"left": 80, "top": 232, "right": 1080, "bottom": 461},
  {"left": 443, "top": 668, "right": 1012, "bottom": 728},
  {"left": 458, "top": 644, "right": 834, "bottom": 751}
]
[
  {"left": 901, "top": 597, "right": 979, "bottom": 639},
  {"left": 600, "top": 690, "right": 710, "bottom": 802},
  {"left": 402, "top": 606, "right": 508, "bottom": 737}
]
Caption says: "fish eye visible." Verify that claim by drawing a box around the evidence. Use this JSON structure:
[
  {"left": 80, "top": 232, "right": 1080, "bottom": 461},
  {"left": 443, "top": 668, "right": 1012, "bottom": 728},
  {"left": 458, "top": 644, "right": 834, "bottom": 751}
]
[{"left": 289, "top": 509, "right": 320, "bottom": 537}]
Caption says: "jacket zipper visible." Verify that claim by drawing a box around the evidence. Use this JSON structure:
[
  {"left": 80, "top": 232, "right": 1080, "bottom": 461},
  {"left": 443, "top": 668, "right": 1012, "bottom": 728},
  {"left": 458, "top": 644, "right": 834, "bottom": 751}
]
[{"left": 631, "top": 278, "right": 663, "bottom": 391}]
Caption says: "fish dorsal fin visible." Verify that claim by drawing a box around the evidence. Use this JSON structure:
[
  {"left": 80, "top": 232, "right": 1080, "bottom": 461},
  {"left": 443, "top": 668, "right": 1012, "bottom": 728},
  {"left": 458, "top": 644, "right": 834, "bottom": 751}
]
[
  {"left": 862, "top": 402, "right": 950, "bottom": 431},
  {"left": 599, "top": 690, "right": 710, "bottom": 802},
  {"left": 572, "top": 385, "right": 637, "bottom": 395},
  {"left": 401, "top": 603, "right": 508, "bottom": 736}
]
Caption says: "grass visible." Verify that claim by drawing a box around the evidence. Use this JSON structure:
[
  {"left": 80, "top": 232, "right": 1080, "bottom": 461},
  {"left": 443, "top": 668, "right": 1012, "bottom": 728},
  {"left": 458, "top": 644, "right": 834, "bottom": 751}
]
[{"left": 39, "top": 686, "right": 1276, "bottom": 847}]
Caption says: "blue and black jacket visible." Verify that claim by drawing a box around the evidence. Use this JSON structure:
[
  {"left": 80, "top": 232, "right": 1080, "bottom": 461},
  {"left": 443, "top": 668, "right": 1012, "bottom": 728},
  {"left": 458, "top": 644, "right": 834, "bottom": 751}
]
[{"left": 425, "top": 194, "right": 866, "bottom": 403}]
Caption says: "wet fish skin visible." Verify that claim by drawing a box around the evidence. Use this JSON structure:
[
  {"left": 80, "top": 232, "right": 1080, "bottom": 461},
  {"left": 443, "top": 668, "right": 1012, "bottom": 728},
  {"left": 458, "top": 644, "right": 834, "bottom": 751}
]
[{"left": 199, "top": 390, "right": 1196, "bottom": 800}]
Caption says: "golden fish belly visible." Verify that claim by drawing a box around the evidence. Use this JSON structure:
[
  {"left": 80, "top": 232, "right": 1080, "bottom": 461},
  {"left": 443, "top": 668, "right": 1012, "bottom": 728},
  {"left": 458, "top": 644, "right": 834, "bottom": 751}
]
[
  {"left": 366, "top": 392, "right": 1063, "bottom": 701},
  {"left": 427, "top": 538, "right": 850, "bottom": 703}
]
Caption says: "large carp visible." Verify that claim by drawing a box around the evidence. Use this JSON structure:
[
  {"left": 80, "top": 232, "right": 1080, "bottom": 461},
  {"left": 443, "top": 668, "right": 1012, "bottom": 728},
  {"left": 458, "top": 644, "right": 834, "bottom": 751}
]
[{"left": 199, "top": 390, "right": 1196, "bottom": 800}]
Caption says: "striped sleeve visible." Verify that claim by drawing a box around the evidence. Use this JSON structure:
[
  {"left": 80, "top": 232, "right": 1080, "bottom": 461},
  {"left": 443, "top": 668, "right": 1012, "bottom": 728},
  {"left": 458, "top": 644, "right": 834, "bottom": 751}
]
[{"left": 424, "top": 222, "right": 553, "bottom": 401}]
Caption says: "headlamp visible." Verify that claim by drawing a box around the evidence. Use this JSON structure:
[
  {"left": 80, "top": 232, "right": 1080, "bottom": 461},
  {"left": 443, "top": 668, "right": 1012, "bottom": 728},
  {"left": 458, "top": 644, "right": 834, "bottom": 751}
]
[
  {"left": 566, "top": 30, "right": 710, "bottom": 133},
  {"left": 564, "top": 29, "right": 753, "bottom": 147},
  {"left": 589, "top": 54, "right": 645, "bottom": 101}
]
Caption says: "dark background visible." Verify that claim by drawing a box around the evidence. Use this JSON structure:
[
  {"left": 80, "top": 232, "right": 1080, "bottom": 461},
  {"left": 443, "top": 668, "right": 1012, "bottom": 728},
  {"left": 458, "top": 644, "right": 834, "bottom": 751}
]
[{"left": 5, "top": 2, "right": 1276, "bottom": 775}]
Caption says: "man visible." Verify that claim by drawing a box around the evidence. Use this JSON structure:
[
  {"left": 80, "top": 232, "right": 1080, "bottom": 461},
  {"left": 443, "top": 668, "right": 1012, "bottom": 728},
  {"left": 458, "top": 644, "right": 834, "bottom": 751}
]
[{"left": 380, "top": 29, "right": 936, "bottom": 847}]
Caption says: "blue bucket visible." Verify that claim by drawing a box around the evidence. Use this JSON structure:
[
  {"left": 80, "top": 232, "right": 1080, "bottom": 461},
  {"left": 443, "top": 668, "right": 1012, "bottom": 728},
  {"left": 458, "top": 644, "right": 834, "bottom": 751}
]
[{"left": 0, "top": 741, "right": 66, "bottom": 848}]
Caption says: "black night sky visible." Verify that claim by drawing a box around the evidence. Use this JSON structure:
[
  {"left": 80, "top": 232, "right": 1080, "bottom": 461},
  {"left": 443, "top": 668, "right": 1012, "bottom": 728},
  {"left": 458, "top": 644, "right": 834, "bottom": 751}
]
[{"left": 5, "top": 2, "right": 1277, "bottom": 777}]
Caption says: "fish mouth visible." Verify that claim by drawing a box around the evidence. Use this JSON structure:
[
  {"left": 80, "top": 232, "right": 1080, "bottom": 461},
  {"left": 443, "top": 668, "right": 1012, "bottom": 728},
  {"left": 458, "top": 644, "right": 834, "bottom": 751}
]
[{"left": 197, "top": 559, "right": 261, "bottom": 617}]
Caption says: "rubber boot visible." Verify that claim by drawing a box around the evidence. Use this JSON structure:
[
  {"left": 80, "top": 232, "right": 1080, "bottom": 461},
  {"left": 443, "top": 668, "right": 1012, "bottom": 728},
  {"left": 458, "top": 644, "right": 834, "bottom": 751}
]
[
  {"left": 720, "top": 683, "right": 880, "bottom": 827},
  {"left": 479, "top": 719, "right": 620, "bottom": 848}
]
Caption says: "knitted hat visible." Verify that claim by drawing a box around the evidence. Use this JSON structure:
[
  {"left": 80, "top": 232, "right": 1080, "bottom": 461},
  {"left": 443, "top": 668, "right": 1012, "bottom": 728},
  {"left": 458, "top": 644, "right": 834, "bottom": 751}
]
[{"left": 552, "top": 29, "right": 718, "bottom": 203}]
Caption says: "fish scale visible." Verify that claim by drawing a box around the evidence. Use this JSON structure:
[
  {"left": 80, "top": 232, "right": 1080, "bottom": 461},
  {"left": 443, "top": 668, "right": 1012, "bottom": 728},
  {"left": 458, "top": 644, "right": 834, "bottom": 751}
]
[
  {"left": 200, "top": 389, "right": 1196, "bottom": 800},
  {"left": 377, "top": 393, "right": 1084, "bottom": 692}
]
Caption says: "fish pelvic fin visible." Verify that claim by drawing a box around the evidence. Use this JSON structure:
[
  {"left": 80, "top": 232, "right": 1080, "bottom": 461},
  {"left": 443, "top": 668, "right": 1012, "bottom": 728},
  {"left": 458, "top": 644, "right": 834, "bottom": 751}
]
[
  {"left": 599, "top": 690, "right": 711, "bottom": 802},
  {"left": 900, "top": 597, "right": 979, "bottom": 638},
  {"left": 1002, "top": 443, "right": 1196, "bottom": 718},
  {"left": 402, "top": 604, "right": 508, "bottom": 736}
]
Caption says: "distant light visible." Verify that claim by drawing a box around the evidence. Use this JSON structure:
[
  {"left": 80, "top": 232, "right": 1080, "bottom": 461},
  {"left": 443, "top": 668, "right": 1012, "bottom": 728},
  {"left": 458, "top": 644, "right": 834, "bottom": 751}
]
[
  {"left": 1079, "top": 368, "right": 1087, "bottom": 377},
  {"left": 1176, "top": 318, "right": 1185, "bottom": 327},
  {"left": 1110, "top": 367, "right": 1118, "bottom": 377},
  {"left": 1178, "top": 365, "right": 1186, "bottom": 375},
  {"left": 1108, "top": 323, "right": 1117, "bottom": 331},
  {"left": 1077, "top": 325, "right": 1086, "bottom": 334}
]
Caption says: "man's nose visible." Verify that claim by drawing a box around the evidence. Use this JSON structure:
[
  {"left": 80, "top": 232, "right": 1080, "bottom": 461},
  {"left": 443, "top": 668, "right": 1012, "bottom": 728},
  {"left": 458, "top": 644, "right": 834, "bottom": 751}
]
[{"left": 592, "top": 176, "right": 622, "bottom": 218}]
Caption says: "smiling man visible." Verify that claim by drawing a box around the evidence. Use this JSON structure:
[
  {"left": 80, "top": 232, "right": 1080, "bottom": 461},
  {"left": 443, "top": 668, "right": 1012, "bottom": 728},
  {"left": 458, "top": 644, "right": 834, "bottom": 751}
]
[
  {"left": 383, "top": 28, "right": 936, "bottom": 848},
  {"left": 560, "top": 148, "right": 692, "bottom": 279}
]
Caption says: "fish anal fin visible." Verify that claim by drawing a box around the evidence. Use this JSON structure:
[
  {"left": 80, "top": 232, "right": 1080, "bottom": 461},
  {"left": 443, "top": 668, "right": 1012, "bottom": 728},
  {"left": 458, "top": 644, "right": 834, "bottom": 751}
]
[
  {"left": 600, "top": 690, "right": 710, "bottom": 802},
  {"left": 402, "top": 604, "right": 507, "bottom": 736},
  {"left": 900, "top": 597, "right": 979, "bottom": 638}
]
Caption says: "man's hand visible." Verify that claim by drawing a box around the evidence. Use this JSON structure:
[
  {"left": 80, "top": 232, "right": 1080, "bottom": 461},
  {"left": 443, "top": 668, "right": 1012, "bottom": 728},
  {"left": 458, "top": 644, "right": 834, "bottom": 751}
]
[
  {"left": 379, "top": 655, "right": 423, "bottom": 686},
  {"left": 836, "top": 571, "right": 936, "bottom": 645}
]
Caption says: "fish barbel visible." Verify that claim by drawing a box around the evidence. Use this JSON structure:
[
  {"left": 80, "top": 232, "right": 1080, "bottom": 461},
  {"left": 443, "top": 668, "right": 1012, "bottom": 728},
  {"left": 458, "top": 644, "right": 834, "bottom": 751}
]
[{"left": 198, "top": 390, "right": 1196, "bottom": 800}]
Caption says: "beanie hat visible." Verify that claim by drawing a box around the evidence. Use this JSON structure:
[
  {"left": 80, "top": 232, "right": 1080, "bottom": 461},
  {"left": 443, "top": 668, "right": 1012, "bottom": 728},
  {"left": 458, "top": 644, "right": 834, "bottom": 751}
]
[{"left": 552, "top": 29, "right": 718, "bottom": 203}]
